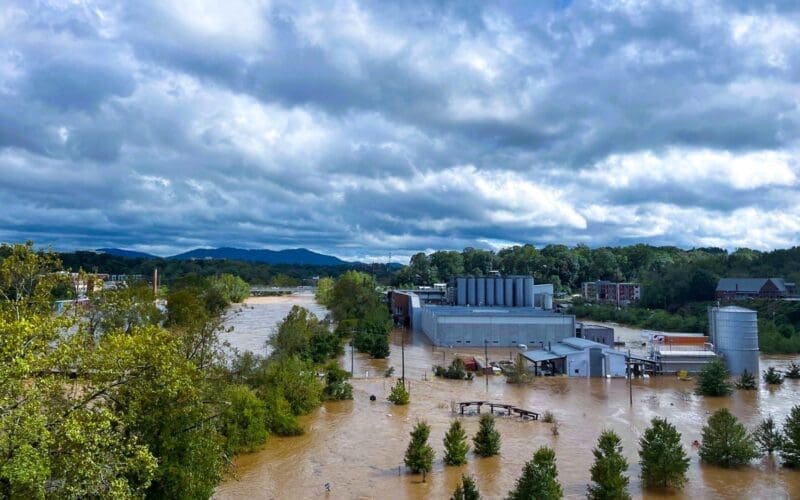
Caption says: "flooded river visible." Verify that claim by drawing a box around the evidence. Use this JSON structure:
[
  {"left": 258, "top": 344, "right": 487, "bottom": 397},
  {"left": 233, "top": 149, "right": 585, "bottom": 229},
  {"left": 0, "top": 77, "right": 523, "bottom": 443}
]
[{"left": 216, "top": 296, "right": 800, "bottom": 499}]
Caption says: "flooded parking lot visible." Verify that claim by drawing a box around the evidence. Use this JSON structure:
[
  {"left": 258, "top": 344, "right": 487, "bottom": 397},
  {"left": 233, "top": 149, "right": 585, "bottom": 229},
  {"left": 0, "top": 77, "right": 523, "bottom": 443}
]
[{"left": 216, "top": 297, "right": 800, "bottom": 499}]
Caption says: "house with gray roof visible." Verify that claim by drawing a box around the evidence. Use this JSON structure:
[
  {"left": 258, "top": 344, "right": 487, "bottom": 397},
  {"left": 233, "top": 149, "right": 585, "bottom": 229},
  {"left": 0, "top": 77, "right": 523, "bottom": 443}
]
[{"left": 715, "top": 278, "right": 795, "bottom": 300}]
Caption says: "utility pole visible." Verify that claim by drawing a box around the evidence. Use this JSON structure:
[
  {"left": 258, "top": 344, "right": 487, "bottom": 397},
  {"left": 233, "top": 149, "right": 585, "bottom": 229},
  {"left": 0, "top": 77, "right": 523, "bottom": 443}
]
[
  {"left": 351, "top": 338, "right": 355, "bottom": 377},
  {"left": 484, "top": 339, "right": 489, "bottom": 392},
  {"left": 628, "top": 348, "right": 632, "bottom": 407},
  {"left": 401, "top": 328, "right": 405, "bottom": 388}
]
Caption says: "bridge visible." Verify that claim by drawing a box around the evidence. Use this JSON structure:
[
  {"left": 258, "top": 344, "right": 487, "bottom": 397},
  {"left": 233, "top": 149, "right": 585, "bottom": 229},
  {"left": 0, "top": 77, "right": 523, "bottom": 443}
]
[
  {"left": 249, "top": 286, "right": 316, "bottom": 296},
  {"left": 456, "top": 401, "right": 540, "bottom": 420}
]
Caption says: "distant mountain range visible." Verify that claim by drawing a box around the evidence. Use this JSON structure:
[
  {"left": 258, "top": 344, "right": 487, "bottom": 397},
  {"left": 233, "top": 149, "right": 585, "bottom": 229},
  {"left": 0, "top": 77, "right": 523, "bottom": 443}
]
[{"left": 96, "top": 246, "right": 348, "bottom": 266}]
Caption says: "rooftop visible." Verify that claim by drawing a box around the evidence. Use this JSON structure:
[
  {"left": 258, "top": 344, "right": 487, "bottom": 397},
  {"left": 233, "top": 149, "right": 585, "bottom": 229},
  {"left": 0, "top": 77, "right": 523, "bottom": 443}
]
[{"left": 422, "top": 306, "right": 568, "bottom": 317}]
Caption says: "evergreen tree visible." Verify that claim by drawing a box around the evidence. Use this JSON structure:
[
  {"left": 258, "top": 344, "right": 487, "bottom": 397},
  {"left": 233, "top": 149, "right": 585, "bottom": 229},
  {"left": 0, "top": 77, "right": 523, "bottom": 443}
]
[
  {"left": 388, "top": 379, "right": 410, "bottom": 405},
  {"left": 451, "top": 474, "right": 480, "bottom": 500},
  {"left": 764, "top": 367, "right": 784, "bottom": 385},
  {"left": 444, "top": 420, "right": 470, "bottom": 466},
  {"left": 404, "top": 421, "right": 435, "bottom": 482},
  {"left": 696, "top": 358, "right": 732, "bottom": 396},
  {"left": 785, "top": 362, "right": 800, "bottom": 379},
  {"left": 753, "top": 416, "right": 784, "bottom": 455},
  {"left": 506, "top": 446, "right": 563, "bottom": 500},
  {"left": 473, "top": 414, "right": 501, "bottom": 457},
  {"left": 638, "top": 418, "right": 690, "bottom": 490},
  {"left": 735, "top": 369, "right": 757, "bottom": 390},
  {"left": 699, "top": 408, "right": 760, "bottom": 467},
  {"left": 781, "top": 405, "right": 800, "bottom": 468},
  {"left": 587, "top": 430, "right": 631, "bottom": 500}
]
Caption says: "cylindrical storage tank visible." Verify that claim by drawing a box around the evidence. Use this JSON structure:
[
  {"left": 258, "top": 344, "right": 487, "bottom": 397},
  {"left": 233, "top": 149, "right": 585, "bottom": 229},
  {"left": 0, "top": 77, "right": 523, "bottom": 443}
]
[
  {"left": 476, "top": 277, "right": 485, "bottom": 306},
  {"left": 711, "top": 306, "right": 759, "bottom": 375},
  {"left": 495, "top": 278, "right": 504, "bottom": 306},
  {"left": 513, "top": 277, "right": 524, "bottom": 307},
  {"left": 504, "top": 278, "right": 514, "bottom": 307},
  {"left": 544, "top": 293, "right": 553, "bottom": 310},
  {"left": 467, "top": 277, "right": 476, "bottom": 305},
  {"left": 486, "top": 278, "right": 495, "bottom": 306},
  {"left": 523, "top": 277, "right": 534, "bottom": 307},
  {"left": 456, "top": 277, "right": 467, "bottom": 306}
]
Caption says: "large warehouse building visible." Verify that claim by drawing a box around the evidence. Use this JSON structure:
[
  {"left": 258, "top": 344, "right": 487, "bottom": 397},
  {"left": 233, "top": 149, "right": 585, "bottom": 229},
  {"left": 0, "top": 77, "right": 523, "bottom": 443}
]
[{"left": 419, "top": 306, "right": 575, "bottom": 347}]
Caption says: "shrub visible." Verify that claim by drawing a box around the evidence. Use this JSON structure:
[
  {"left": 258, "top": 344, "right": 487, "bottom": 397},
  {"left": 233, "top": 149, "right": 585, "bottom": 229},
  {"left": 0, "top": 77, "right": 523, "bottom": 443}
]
[
  {"left": 587, "top": 430, "right": 630, "bottom": 500},
  {"left": 695, "top": 358, "right": 732, "bottom": 396},
  {"left": 639, "top": 418, "right": 689, "bottom": 490},
  {"left": 506, "top": 446, "right": 563, "bottom": 500},
  {"left": 435, "top": 358, "right": 468, "bottom": 380},
  {"left": 543, "top": 411, "right": 556, "bottom": 423},
  {"left": 473, "top": 414, "right": 501, "bottom": 457},
  {"left": 753, "top": 416, "right": 784, "bottom": 455},
  {"left": 404, "top": 421, "right": 434, "bottom": 482},
  {"left": 699, "top": 408, "right": 759, "bottom": 467},
  {"left": 443, "top": 420, "right": 470, "bottom": 466},
  {"left": 388, "top": 380, "right": 409, "bottom": 405},
  {"left": 322, "top": 362, "right": 353, "bottom": 401},
  {"left": 785, "top": 362, "right": 800, "bottom": 379},
  {"left": 764, "top": 367, "right": 784, "bottom": 385}
]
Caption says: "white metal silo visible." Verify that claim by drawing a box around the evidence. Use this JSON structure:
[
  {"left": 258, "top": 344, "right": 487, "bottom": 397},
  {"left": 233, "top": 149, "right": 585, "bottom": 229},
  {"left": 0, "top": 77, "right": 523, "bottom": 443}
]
[
  {"left": 456, "top": 277, "right": 467, "bottom": 306},
  {"left": 709, "top": 306, "right": 759, "bottom": 375},
  {"left": 523, "top": 277, "right": 534, "bottom": 307},
  {"left": 495, "top": 277, "right": 505, "bottom": 306},
  {"left": 514, "top": 277, "right": 524, "bottom": 307},
  {"left": 467, "top": 277, "right": 476, "bottom": 306},
  {"left": 504, "top": 278, "right": 514, "bottom": 307},
  {"left": 486, "top": 278, "right": 495, "bottom": 306},
  {"left": 476, "top": 277, "right": 485, "bottom": 306}
]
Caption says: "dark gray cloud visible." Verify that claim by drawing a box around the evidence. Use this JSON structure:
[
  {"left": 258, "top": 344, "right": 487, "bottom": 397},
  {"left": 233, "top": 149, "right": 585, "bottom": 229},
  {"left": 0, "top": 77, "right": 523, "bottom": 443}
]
[{"left": 0, "top": 0, "right": 799, "bottom": 261}]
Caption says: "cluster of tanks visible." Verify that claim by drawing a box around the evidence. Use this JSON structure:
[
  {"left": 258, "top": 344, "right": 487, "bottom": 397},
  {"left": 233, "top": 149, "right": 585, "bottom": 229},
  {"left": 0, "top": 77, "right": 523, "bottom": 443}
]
[{"left": 453, "top": 276, "right": 552, "bottom": 309}]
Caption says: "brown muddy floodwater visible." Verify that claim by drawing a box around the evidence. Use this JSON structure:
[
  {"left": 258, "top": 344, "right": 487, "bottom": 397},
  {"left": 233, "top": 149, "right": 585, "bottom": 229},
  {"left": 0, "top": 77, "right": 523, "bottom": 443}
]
[{"left": 216, "top": 296, "right": 800, "bottom": 499}]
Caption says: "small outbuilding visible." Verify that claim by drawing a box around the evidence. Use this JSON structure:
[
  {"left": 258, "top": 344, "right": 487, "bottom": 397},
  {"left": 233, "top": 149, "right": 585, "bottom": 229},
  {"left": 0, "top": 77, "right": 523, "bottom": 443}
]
[{"left": 520, "top": 337, "right": 627, "bottom": 378}]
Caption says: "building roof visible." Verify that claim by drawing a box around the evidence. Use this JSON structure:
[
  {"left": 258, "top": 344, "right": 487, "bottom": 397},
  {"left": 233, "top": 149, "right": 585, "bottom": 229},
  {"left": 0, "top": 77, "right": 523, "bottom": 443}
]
[
  {"left": 520, "top": 350, "right": 563, "bottom": 363},
  {"left": 560, "top": 337, "right": 609, "bottom": 350},
  {"left": 715, "top": 305, "right": 756, "bottom": 313},
  {"left": 519, "top": 337, "right": 625, "bottom": 363},
  {"left": 716, "top": 278, "right": 787, "bottom": 293},
  {"left": 422, "top": 306, "right": 568, "bottom": 318}
]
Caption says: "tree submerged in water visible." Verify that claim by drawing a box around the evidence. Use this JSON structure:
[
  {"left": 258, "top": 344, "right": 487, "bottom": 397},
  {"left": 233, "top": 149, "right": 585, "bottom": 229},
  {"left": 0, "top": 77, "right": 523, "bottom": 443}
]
[
  {"left": 639, "top": 417, "right": 689, "bottom": 490},
  {"left": 754, "top": 416, "right": 784, "bottom": 455},
  {"left": 388, "top": 379, "right": 409, "bottom": 405},
  {"left": 587, "top": 430, "right": 630, "bottom": 500},
  {"left": 781, "top": 405, "right": 800, "bottom": 468},
  {"left": 451, "top": 474, "right": 480, "bottom": 500},
  {"left": 699, "top": 408, "right": 760, "bottom": 467},
  {"left": 735, "top": 369, "right": 757, "bottom": 390},
  {"left": 443, "top": 420, "right": 470, "bottom": 466},
  {"left": 764, "top": 367, "right": 784, "bottom": 385},
  {"left": 695, "top": 358, "right": 732, "bottom": 396},
  {"left": 505, "top": 354, "right": 532, "bottom": 384},
  {"left": 785, "top": 362, "right": 800, "bottom": 380},
  {"left": 473, "top": 414, "right": 501, "bottom": 457},
  {"left": 404, "top": 421, "right": 434, "bottom": 482},
  {"left": 506, "top": 446, "right": 563, "bottom": 500}
]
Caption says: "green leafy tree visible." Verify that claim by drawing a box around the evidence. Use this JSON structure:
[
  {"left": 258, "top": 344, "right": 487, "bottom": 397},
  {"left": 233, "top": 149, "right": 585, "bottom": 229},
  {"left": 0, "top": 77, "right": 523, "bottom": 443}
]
[
  {"left": 735, "top": 369, "right": 757, "bottom": 390},
  {"left": 322, "top": 361, "right": 353, "bottom": 401},
  {"left": 699, "top": 408, "right": 759, "bottom": 467},
  {"left": 451, "top": 474, "right": 481, "bottom": 500},
  {"left": 696, "top": 358, "right": 732, "bottom": 396},
  {"left": 315, "top": 276, "right": 335, "bottom": 306},
  {"left": 404, "top": 421, "right": 435, "bottom": 482},
  {"left": 218, "top": 384, "right": 268, "bottom": 454},
  {"left": 764, "top": 366, "right": 784, "bottom": 385},
  {"left": 506, "top": 354, "right": 531, "bottom": 384},
  {"left": 587, "top": 430, "right": 631, "bottom": 500},
  {"left": 506, "top": 446, "right": 563, "bottom": 500},
  {"left": 638, "top": 418, "right": 689, "bottom": 490},
  {"left": 443, "top": 420, "right": 470, "bottom": 466},
  {"left": 473, "top": 414, "right": 501, "bottom": 457},
  {"left": 781, "top": 405, "right": 800, "bottom": 467},
  {"left": 753, "top": 416, "right": 784, "bottom": 455},
  {"left": 786, "top": 362, "right": 800, "bottom": 379},
  {"left": 388, "top": 379, "right": 409, "bottom": 405},
  {"left": 261, "top": 356, "right": 323, "bottom": 415},
  {"left": 210, "top": 273, "right": 250, "bottom": 303}
]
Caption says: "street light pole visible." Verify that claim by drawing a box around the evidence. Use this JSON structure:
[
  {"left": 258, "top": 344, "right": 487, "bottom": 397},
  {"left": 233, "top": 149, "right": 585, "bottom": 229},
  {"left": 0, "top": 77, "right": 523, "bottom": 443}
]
[{"left": 401, "top": 329, "right": 405, "bottom": 388}]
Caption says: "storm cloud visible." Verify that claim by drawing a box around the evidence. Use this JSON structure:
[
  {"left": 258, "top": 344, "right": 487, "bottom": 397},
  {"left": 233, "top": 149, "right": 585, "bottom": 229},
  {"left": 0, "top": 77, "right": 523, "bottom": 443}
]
[{"left": 1, "top": 0, "right": 798, "bottom": 261}]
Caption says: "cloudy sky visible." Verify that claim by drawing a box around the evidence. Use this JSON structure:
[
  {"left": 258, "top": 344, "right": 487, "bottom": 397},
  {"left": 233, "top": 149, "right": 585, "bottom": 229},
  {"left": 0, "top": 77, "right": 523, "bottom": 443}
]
[{"left": 1, "top": 0, "right": 798, "bottom": 261}]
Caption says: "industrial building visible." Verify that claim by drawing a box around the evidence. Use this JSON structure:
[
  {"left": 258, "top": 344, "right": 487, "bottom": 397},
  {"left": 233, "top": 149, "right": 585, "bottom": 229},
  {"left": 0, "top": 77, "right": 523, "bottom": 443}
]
[
  {"left": 576, "top": 323, "right": 615, "bottom": 347},
  {"left": 708, "top": 305, "right": 759, "bottom": 375},
  {"left": 452, "top": 275, "right": 553, "bottom": 310},
  {"left": 520, "top": 337, "right": 627, "bottom": 377},
  {"left": 419, "top": 306, "right": 574, "bottom": 348}
]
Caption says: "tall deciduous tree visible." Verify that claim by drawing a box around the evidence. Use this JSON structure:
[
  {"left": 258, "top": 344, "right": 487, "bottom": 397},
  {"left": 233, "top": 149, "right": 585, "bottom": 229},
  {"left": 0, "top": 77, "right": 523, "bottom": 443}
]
[
  {"left": 404, "top": 421, "right": 435, "bottom": 482},
  {"left": 587, "top": 430, "right": 631, "bottom": 500},
  {"left": 506, "top": 446, "right": 563, "bottom": 500},
  {"left": 639, "top": 418, "right": 689, "bottom": 490},
  {"left": 444, "top": 420, "right": 470, "bottom": 466},
  {"left": 699, "top": 408, "right": 759, "bottom": 467}
]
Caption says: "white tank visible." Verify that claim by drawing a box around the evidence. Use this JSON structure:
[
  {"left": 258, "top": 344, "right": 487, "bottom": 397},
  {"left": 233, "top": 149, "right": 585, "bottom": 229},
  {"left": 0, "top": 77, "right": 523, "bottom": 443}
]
[{"left": 709, "top": 306, "right": 759, "bottom": 375}]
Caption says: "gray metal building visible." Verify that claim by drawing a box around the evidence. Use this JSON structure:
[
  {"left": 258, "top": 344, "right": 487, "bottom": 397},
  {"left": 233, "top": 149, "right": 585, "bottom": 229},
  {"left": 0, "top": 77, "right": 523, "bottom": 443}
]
[
  {"left": 708, "top": 305, "right": 759, "bottom": 375},
  {"left": 420, "top": 306, "right": 575, "bottom": 347}
]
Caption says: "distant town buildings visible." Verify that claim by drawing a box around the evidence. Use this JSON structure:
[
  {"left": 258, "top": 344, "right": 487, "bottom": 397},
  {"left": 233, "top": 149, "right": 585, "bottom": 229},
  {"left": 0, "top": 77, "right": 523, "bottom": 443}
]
[
  {"left": 581, "top": 281, "right": 641, "bottom": 306},
  {"left": 715, "top": 278, "right": 796, "bottom": 300}
]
